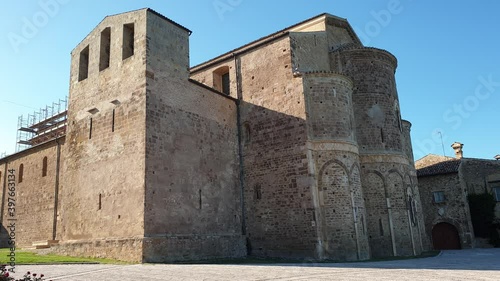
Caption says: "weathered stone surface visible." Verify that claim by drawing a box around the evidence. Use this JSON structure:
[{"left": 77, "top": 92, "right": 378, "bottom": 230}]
[
  {"left": 418, "top": 156, "right": 500, "bottom": 249},
  {"left": 0, "top": 11, "right": 429, "bottom": 262},
  {"left": 0, "top": 139, "right": 63, "bottom": 248}
]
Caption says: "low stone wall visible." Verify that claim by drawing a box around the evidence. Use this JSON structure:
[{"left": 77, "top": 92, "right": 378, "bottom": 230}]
[
  {"left": 49, "top": 237, "right": 143, "bottom": 263},
  {"left": 142, "top": 234, "right": 246, "bottom": 262}
]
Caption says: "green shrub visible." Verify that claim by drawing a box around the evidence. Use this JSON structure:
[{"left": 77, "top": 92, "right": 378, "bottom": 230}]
[{"left": 468, "top": 192, "right": 500, "bottom": 247}]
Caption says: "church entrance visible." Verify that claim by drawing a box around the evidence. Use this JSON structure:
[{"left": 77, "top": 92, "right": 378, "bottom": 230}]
[{"left": 432, "top": 222, "right": 461, "bottom": 250}]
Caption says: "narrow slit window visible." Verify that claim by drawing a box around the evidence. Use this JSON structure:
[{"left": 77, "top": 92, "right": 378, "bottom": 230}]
[
  {"left": 380, "top": 128, "right": 385, "bottom": 143},
  {"left": 78, "top": 45, "right": 89, "bottom": 81},
  {"left": 99, "top": 27, "right": 111, "bottom": 71},
  {"left": 18, "top": 164, "right": 24, "bottom": 183},
  {"left": 222, "top": 72, "right": 230, "bottom": 95},
  {"left": 98, "top": 194, "right": 102, "bottom": 210},
  {"left": 199, "top": 189, "right": 202, "bottom": 209},
  {"left": 111, "top": 109, "right": 115, "bottom": 132},
  {"left": 42, "top": 156, "right": 48, "bottom": 177},
  {"left": 89, "top": 118, "right": 93, "bottom": 139},
  {"left": 122, "top": 23, "right": 134, "bottom": 60},
  {"left": 254, "top": 184, "right": 262, "bottom": 200}
]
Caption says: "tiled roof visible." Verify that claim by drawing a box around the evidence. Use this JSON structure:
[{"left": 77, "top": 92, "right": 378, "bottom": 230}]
[{"left": 417, "top": 159, "right": 461, "bottom": 177}]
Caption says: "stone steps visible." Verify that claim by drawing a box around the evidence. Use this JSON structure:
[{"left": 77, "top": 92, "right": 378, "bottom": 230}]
[{"left": 31, "top": 240, "right": 59, "bottom": 249}]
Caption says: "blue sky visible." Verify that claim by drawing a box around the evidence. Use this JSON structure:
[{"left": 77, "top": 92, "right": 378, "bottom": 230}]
[{"left": 0, "top": 0, "right": 499, "bottom": 161}]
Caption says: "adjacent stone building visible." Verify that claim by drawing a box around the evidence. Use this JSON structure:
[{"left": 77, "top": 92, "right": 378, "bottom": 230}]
[
  {"left": 0, "top": 9, "right": 428, "bottom": 262},
  {"left": 417, "top": 142, "right": 500, "bottom": 250}
]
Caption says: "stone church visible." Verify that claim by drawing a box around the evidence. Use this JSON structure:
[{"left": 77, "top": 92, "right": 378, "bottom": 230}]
[{"left": 0, "top": 8, "right": 429, "bottom": 262}]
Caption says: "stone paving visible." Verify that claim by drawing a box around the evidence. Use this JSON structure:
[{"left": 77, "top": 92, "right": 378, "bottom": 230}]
[{"left": 9, "top": 249, "right": 500, "bottom": 280}]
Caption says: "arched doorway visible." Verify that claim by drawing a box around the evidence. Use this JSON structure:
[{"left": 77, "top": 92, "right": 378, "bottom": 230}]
[{"left": 432, "top": 222, "right": 461, "bottom": 250}]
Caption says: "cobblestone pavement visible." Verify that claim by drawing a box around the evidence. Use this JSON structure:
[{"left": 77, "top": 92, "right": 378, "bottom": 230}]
[{"left": 10, "top": 249, "right": 500, "bottom": 281}]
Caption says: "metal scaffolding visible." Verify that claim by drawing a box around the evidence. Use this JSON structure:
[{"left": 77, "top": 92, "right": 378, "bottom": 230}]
[{"left": 16, "top": 97, "right": 68, "bottom": 152}]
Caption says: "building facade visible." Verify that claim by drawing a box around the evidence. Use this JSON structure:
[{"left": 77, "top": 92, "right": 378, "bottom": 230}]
[
  {"left": 417, "top": 143, "right": 500, "bottom": 250},
  {"left": 0, "top": 9, "right": 428, "bottom": 262}
]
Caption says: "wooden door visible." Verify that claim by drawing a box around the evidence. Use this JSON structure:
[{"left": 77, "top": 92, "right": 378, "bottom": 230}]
[{"left": 432, "top": 222, "right": 461, "bottom": 250}]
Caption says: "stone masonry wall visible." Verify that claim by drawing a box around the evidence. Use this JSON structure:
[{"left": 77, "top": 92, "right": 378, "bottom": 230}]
[
  {"left": 0, "top": 140, "right": 62, "bottom": 247},
  {"left": 59, "top": 10, "right": 149, "bottom": 262},
  {"left": 460, "top": 159, "right": 500, "bottom": 195},
  {"left": 142, "top": 12, "right": 245, "bottom": 262},
  {"left": 238, "top": 37, "right": 320, "bottom": 258},
  {"left": 401, "top": 120, "right": 415, "bottom": 164},
  {"left": 330, "top": 47, "right": 402, "bottom": 154},
  {"left": 303, "top": 73, "right": 369, "bottom": 260},
  {"left": 192, "top": 36, "right": 318, "bottom": 258},
  {"left": 330, "top": 46, "right": 426, "bottom": 257},
  {"left": 419, "top": 173, "right": 474, "bottom": 249},
  {"left": 360, "top": 158, "right": 424, "bottom": 257}
]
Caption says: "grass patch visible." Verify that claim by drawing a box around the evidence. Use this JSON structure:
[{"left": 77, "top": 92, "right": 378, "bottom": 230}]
[
  {"left": 0, "top": 248, "right": 126, "bottom": 265},
  {"left": 176, "top": 251, "right": 440, "bottom": 265}
]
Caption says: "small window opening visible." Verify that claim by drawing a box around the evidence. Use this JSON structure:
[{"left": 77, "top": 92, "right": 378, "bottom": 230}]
[
  {"left": 409, "top": 197, "right": 417, "bottom": 226},
  {"left": 213, "top": 66, "right": 230, "bottom": 95},
  {"left": 361, "top": 215, "right": 366, "bottom": 234},
  {"left": 42, "top": 156, "right": 48, "bottom": 177},
  {"left": 18, "top": 164, "right": 24, "bottom": 183},
  {"left": 494, "top": 187, "right": 500, "bottom": 202},
  {"left": 78, "top": 45, "right": 89, "bottom": 81},
  {"left": 379, "top": 218, "right": 384, "bottom": 236},
  {"left": 254, "top": 184, "right": 262, "bottom": 200},
  {"left": 222, "top": 72, "right": 230, "bottom": 95},
  {"left": 122, "top": 23, "right": 134, "bottom": 60},
  {"left": 432, "top": 191, "right": 446, "bottom": 203},
  {"left": 99, "top": 27, "right": 111, "bottom": 71},
  {"left": 111, "top": 109, "right": 115, "bottom": 132},
  {"left": 199, "top": 189, "right": 202, "bottom": 209},
  {"left": 98, "top": 193, "right": 102, "bottom": 210},
  {"left": 89, "top": 118, "right": 93, "bottom": 139},
  {"left": 380, "top": 128, "right": 385, "bottom": 143}
]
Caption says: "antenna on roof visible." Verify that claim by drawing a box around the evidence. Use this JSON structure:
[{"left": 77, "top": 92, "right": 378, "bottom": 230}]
[{"left": 437, "top": 131, "right": 446, "bottom": 157}]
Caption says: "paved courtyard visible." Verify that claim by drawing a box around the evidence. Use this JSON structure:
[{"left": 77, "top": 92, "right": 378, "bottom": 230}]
[{"left": 10, "top": 249, "right": 500, "bottom": 280}]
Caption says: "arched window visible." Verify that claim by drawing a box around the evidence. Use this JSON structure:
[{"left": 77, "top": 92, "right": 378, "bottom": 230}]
[
  {"left": 42, "top": 156, "right": 48, "bottom": 177},
  {"left": 18, "top": 164, "right": 24, "bottom": 183},
  {"left": 213, "top": 66, "right": 230, "bottom": 95}
]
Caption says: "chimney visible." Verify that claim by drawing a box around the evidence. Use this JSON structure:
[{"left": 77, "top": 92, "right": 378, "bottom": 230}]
[{"left": 451, "top": 142, "right": 464, "bottom": 159}]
